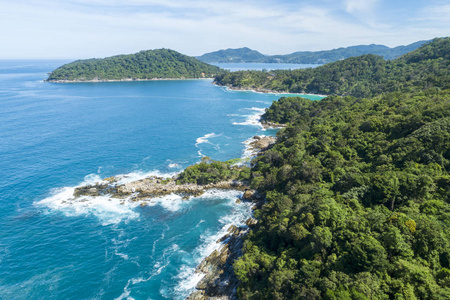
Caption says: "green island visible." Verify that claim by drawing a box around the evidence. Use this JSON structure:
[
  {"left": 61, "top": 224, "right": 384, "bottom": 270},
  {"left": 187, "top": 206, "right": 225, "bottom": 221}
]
[
  {"left": 196, "top": 40, "right": 427, "bottom": 64},
  {"left": 46, "top": 48, "right": 222, "bottom": 82},
  {"left": 214, "top": 38, "right": 450, "bottom": 98}
]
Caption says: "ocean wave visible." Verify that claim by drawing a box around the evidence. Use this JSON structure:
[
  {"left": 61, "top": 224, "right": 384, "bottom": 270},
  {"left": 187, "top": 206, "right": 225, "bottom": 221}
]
[
  {"left": 241, "top": 135, "right": 265, "bottom": 162},
  {"left": 172, "top": 190, "right": 252, "bottom": 298},
  {"left": 115, "top": 242, "right": 180, "bottom": 300},
  {"left": 143, "top": 194, "right": 185, "bottom": 212},
  {"left": 195, "top": 132, "right": 222, "bottom": 157},
  {"left": 167, "top": 163, "right": 181, "bottom": 169},
  {"left": 34, "top": 168, "right": 183, "bottom": 225},
  {"left": 36, "top": 188, "right": 140, "bottom": 226},
  {"left": 114, "top": 169, "right": 179, "bottom": 184},
  {"left": 195, "top": 132, "right": 220, "bottom": 146},
  {"left": 232, "top": 107, "right": 266, "bottom": 129}
]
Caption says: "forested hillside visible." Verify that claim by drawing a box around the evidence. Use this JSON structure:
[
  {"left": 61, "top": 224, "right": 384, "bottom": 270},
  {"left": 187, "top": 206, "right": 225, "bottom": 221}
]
[
  {"left": 197, "top": 40, "right": 427, "bottom": 64},
  {"left": 232, "top": 38, "right": 450, "bottom": 299},
  {"left": 47, "top": 49, "right": 222, "bottom": 81},
  {"left": 196, "top": 47, "right": 267, "bottom": 63},
  {"left": 214, "top": 38, "right": 450, "bottom": 98}
]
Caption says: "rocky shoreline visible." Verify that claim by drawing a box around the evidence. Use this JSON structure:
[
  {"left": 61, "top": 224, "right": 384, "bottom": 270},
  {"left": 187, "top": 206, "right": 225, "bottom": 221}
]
[
  {"left": 73, "top": 176, "right": 249, "bottom": 201},
  {"left": 72, "top": 135, "right": 277, "bottom": 202},
  {"left": 187, "top": 190, "right": 262, "bottom": 300},
  {"left": 213, "top": 82, "right": 327, "bottom": 98},
  {"left": 67, "top": 134, "right": 276, "bottom": 300},
  {"left": 215, "top": 83, "right": 289, "bottom": 94},
  {"left": 71, "top": 178, "right": 262, "bottom": 300},
  {"left": 260, "top": 121, "right": 287, "bottom": 130}
]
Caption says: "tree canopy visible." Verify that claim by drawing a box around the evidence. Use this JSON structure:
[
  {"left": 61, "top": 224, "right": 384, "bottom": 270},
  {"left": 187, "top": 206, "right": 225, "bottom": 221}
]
[
  {"left": 232, "top": 37, "right": 450, "bottom": 299},
  {"left": 47, "top": 49, "right": 222, "bottom": 81},
  {"left": 214, "top": 38, "right": 450, "bottom": 98}
]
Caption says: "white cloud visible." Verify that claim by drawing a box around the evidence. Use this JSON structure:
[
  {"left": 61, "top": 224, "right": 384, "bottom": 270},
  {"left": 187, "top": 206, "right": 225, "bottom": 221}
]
[
  {"left": 344, "top": 0, "right": 379, "bottom": 14},
  {"left": 0, "top": 0, "right": 447, "bottom": 58},
  {"left": 419, "top": 3, "right": 450, "bottom": 24}
]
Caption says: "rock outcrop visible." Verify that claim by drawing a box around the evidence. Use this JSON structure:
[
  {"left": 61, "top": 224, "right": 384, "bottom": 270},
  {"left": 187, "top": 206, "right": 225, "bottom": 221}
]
[
  {"left": 67, "top": 136, "right": 273, "bottom": 299},
  {"left": 260, "top": 120, "right": 287, "bottom": 129},
  {"left": 187, "top": 223, "right": 255, "bottom": 300},
  {"left": 244, "top": 136, "right": 277, "bottom": 158},
  {"left": 73, "top": 177, "right": 248, "bottom": 201}
]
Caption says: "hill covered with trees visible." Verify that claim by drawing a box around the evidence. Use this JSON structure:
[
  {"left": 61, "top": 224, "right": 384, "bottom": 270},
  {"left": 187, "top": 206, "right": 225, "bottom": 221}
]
[
  {"left": 223, "top": 37, "right": 450, "bottom": 299},
  {"left": 197, "top": 40, "right": 428, "bottom": 64},
  {"left": 47, "top": 49, "right": 222, "bottom": 82},
  {"left": 196, "top": 47, "right": 267, "bottom": 64},
  {"left": 214, "top": 38, "right": 450, "bottom": 98}
]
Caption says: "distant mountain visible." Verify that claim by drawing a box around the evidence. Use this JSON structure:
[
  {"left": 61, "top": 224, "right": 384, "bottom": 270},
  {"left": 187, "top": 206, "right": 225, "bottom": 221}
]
[
  {"left": 47, "top": 49, "right": 222, "bottom": 82},
  {"left": 214, "top": 37, "right": 450, "bottom": 98},
  {"left": 197, "top": 40, "right": 430, "bottom": 64},
  {"left": 196, "top": 47, "right": 266, "bottom": 63}
]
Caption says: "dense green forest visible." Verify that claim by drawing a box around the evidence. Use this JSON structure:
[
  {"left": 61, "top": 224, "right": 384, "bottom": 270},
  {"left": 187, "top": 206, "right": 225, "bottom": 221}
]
[
  {"left": 197, "top": 41, "right": 427, "bottom": 64},
  {"left": 47, "top": 49, "right": 222, "bottom": 81},
  {"left": 214, "top": 38, "right": 450, "bottom": 98},
  {"left": 230, "top": 37, "right": 450, "bottom": 299}
]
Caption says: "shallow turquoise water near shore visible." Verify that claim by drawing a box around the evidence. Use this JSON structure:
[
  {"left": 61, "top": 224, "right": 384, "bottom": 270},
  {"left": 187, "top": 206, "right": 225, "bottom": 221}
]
[{"left": 0, "top": 60, "right": 322, "bottom": 299}]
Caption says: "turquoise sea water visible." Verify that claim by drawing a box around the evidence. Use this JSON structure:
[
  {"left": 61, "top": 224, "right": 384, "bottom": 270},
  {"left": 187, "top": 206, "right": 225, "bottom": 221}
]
[{"left": 0, "top": 60, "right": 322, "bottom": 299}]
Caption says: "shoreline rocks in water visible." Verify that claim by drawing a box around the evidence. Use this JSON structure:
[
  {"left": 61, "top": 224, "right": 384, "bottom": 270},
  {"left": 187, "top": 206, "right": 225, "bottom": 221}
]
[
  {"left": 187, "top": 189, "right": 262, "bottom": 300},
  {"left": 244, "top": 135, "right": 277, "bottom": 158},
  {"left": 214, "top": 83, "right": 290, "bottom": 95},
  {"left": 260, "top": 120, "right": 287, "bottom": 129},
  {"left": 187, "top": 224, "right": 251, "bottom": 300},
  {"left": 73, "top": 134, "right": 275, "bottom": 202},
  {"left": 248, "top": 135, "right": 276, "bottom": 152},
  {"left": 68, "top": 137, "right": 270, "bottom": 299},
  {"left": 73, "top": 176, "right": 249, "bottom": 201}
]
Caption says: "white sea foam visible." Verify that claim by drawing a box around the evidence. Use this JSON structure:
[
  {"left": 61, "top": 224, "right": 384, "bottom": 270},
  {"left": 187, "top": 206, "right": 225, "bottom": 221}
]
[
  {"left": 168, "top": 163, "right": 181, "bottom": 169},
  {"left": 195, "top": 132, "right": 220, "bottom": 146},
  {"left": 172, "top": 190, "right": 253, "bottom": 297},
  {"left": 241, "top": 134, "right": 271, "bottom": 163},
  {"left": 115, "top": 252, "right": 129, "bottom": 260},
  {"left": 35, "top": 168, "right": 183, "bottom": 225},
  {"left": 193, "top": 190, "right": 251, "bottom": 261},
  {"left": 114, "top": 280, "right": 135, "bottom": 300},
  {"left": 173, "top": 265, "right": 205, "bottom": 295},
  {"left": 114, "top": 169, "right": 179, "bottom": 185},
  {"left": 195, "top": 133, "right": 222, "bottom": 157},
  {"left": 232, "top": 107, "right": 266, "bottom": 129},
  {"left": 144, "top": 193, "right": 185, "bottom": 213},
  {"left": 36, "top": 188, "right": 141, "bottom": 226}
]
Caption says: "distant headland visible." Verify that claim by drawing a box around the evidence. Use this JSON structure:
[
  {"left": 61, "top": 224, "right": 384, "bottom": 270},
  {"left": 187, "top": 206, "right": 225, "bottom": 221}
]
[{"left": 46, "top": 49, "right": 222, "bottom": 82}]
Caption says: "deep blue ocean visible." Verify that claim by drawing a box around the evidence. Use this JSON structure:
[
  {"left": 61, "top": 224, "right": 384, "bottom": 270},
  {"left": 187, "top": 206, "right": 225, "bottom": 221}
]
[{"left": 0, "top": 60, "right": 322, "bottom": 299}]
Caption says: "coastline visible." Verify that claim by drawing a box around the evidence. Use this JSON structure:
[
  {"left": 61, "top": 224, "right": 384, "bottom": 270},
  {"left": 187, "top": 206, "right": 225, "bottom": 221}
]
[
  {"left": 63, "top": 134, "right": 277, "bottom": 299},
  {"left": 215, "top": 82, "right": 328, "bottom": 97},
  {"left": 45, "top": 77, "right": 215, "bottom": 83}
]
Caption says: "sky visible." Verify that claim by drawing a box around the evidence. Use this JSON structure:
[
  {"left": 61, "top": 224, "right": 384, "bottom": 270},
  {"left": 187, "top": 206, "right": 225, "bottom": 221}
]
[{"left": 0, "top": 0, "right": 449, "bottom": 59}]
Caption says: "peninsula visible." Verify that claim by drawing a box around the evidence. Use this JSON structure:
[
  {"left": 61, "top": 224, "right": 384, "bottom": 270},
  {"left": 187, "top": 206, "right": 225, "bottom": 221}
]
[
  {"left": 214, "top": 37, "right": 450, "bottom": 98},
  {"left": 46, "top": 49, "right": 222, "bottom": 82}
]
